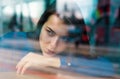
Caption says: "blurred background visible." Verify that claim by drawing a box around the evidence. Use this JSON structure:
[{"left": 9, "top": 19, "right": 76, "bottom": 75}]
[{"left": 0, "top": 0, "right": 120, "bottom": 77}]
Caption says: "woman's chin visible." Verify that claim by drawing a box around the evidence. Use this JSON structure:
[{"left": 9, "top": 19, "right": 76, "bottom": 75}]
[{"left": 43, "top": 52, "right": 55, "bottom": 57}]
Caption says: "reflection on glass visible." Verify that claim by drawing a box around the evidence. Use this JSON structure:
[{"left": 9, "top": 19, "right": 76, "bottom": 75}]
[{"left": 0, "top": 0, "right": 120, "bottom": 79}]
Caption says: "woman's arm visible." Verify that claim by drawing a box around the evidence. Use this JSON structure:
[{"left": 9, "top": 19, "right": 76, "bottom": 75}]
[{"left": 16, "top": 52, "right": 115, "bottom": 77}]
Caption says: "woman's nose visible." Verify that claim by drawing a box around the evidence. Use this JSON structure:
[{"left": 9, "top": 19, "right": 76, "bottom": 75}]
[{"left": 50, "top": 37, "right": 59, "bottom": 49}]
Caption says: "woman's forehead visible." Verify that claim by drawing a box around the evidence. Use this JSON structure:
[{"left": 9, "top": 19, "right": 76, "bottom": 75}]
[{"left": 47, "top": 14, "right": 64, "bottom": 25}]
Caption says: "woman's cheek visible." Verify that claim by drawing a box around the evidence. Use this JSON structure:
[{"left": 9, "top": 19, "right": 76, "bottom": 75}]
[
  {"left": 57, "top": 44, "right": 67, "bottom": 53},
  {"left": 40, "top": 31, "right": 49, "bottom": 43}
]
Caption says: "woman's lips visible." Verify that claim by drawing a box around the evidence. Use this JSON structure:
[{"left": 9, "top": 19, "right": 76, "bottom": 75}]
[{"left": 45, "top": 49, "right": 55, "bottom": 56}]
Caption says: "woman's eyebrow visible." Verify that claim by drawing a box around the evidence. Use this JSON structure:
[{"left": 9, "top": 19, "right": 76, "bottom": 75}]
[{"left": 46, "top": 26, "right": 56, "bottom": 34}]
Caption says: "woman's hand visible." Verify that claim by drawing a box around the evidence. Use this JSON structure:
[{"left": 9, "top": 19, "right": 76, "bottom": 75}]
[{"left": 16, "top": 52, "right": 60, "bottom": 75}]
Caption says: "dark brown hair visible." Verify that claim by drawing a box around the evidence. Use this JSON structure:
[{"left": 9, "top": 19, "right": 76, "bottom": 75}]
[{"left": 35, "top": 2, "right": 89, "bottom": 45}]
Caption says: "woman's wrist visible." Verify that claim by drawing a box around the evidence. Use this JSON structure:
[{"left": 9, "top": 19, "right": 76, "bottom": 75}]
[{"left": 48, "top": 57, "right": 61, "bottom": 68}]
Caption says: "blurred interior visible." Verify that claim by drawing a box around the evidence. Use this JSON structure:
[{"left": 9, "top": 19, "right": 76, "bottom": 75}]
[{"left": 0, "top": 0, "right": 120, "bottom": 79}]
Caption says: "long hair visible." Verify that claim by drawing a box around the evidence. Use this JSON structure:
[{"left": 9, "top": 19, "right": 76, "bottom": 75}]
[
  {"left": 34, "top": 3, "right": 56, "bottom": 40},
  {"left": 34, "top": 2, "right": 89, "bottom": 46}
]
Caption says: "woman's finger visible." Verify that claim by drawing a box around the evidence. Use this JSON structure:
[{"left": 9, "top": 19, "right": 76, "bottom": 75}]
[
  {"left": 21, "top": 62, "right": 31, "bottom": 75},
  {"left": 16, "top": 55, "right": 30, "bottom": 68},
  {"left": 16, "top": 61, "right": 28, "bottom": 74}
]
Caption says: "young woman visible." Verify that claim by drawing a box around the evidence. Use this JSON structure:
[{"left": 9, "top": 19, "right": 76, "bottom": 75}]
[{"left": 16, "top": 4, "right": 115, "bottom": 77}]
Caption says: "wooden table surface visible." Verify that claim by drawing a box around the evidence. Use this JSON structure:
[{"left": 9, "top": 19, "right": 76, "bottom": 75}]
[{"left": 0, "top": 48, "right": 119, "bottom": 79}]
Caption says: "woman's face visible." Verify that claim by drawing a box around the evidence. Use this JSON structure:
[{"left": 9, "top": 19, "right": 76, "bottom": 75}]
[{"left": 39, "top": 14, "right": 69, "bottom": 57}]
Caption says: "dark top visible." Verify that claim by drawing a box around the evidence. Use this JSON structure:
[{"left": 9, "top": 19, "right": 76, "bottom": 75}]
[{"left": 60, "top": 55, "right": 115, "bottom": 77}]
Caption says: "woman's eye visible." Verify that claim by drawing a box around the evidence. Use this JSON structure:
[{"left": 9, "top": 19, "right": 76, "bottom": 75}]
[
  {"left": 60, "top": 36, "right": 69, "bottom": 42},
  {"left": 46, "top": 30, "right": 55, "bottom": 36}
]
